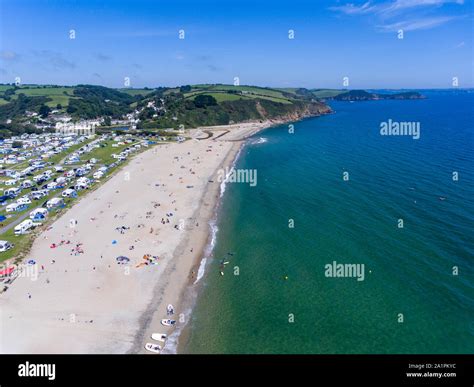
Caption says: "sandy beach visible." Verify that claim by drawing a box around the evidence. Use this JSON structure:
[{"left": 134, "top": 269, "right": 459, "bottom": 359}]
[{"left": 0, "top": 121, "right": 272, "bottom": 354}]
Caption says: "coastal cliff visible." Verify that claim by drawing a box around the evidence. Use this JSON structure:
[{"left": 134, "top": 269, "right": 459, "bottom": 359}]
[{"left": 254, "top": 99, "right": 332, "bottom": 123}]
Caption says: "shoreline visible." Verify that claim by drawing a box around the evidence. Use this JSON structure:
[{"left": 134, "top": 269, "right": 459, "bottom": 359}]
[
  {"left": 0, "top": 115, "right": 324, "bottom": 354},
  {"left": 133, "top": 139, "right": 244, "bottom": 354},
  {"left": 132, "top": 118, "right": 281, "bottom": 354}
]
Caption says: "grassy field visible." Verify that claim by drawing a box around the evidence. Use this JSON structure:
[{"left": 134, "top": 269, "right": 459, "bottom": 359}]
[
  {"left": 187, "top": 92, "right": 250, "bottom": 103},
  {"left": 0, "top": 85, "right": 15, "bottom": 92},
  {"left": 66, "top": 141, "right": 131, "bottom": 165},
  {"left": 244, "top": 93, "right": 292, "bottom": 104},
  {"left": 0, "top": 85, "right": 76, "bottom": 107},
  {"left": 0, "top": 227, "right": 35, "bottom": 263},
  {"left": 310, "top": 89, "right": 346, "bottom": 98},
  {"left": 163, "top": 87, "right": 180, "bottom": 95},
  {"left": 276, "top": 87, "right": 346, "bottom": 99},
  {"left": 45, "top": 139, "right": 96, "bottom": 166},
  {"left": 186, "top": 85, "right": 293, "bottom": 104},
  {"left": 193, "top": 84, "right": 288, "bottom": 98}
]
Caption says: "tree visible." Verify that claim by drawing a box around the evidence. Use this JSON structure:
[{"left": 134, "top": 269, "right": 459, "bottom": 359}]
[
  {"left": 179, "top": 85, "right": 192, "bottom": 93},
  {"left": 56, "top": 103, "right": 63, "bottom": 109},
  {"left": 139, "top": 107, "right": 155, "bottom": 121},
  {"left": 12, "top": 140, "right": 23, "bottom": 148},
  {"left": 39, "top": 104, "right": 51, "bottom": 118},
  {"left": 194, "top": 94, "right": 217, "bottom": 108},
  {"left": 102, "top": 116, "right": 111, "bottom": 126}
]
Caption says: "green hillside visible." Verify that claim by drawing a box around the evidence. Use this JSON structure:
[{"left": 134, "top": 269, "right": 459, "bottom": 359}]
[
  {"left": 0, "top": 85, "right": 76, "bottom": 108},
  {"left": 0, "top": 83, "right": 333, "bottom": 135}
]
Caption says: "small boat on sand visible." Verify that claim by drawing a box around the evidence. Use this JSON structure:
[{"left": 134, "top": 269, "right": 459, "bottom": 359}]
[
  {"left": 145, "top": 343, "right": 162, "bottom": 354},
  {"left": 152, "top": 333, "right": 167, "bottom": 342},
  {"left": 167, "top": 304, "right": 174, "bottom": 315},
  {"left": 161, "top": 319, "right": 176, "bottom": 327}
]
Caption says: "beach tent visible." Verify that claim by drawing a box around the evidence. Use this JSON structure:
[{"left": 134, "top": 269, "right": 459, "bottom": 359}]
[{"left": 32, "top": 212, "right": 46, "bottom": 220}]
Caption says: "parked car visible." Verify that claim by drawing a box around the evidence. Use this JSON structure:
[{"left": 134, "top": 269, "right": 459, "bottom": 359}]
[{"left": 0, "top": 240, "right": 14, "bottom": 252}]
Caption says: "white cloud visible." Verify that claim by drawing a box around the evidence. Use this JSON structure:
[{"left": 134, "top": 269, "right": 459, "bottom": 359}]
[
  {"left": 329, "top": 1, "right": 380, "bottom": 14},
  {"left": 331, "top": 0, "right": 464, "bottom": 15},
  {"left": 381, "top": 0, "right": 464, "bottom": 14},
  {"left": 377, "top": 15, "right": 457, "bottom": 30},
  {"left": 330, "top": 0, "right": 464, "bottom": 32}
]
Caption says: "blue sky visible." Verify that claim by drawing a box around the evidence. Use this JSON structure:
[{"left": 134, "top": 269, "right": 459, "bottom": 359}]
[{"left": 0, "top": 0, "right": 472, "bottom": 88}]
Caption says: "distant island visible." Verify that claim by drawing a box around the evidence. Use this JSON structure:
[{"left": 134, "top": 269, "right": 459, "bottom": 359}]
[
  {"left": 332, "top": 89, "right": 425, "bottom": 101},
  {"left": 0, "top": 84, "right": 425, "bottom": 138}
]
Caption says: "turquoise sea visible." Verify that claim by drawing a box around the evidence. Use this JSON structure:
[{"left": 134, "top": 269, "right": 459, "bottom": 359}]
[{"left": 184, "top": 90, "right": 474, "bottom": 354}]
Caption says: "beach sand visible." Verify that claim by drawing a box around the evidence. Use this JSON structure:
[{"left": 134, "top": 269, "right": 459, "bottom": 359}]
[{"left": 0, "top": 121, "right": 271, "bottom": 354}]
